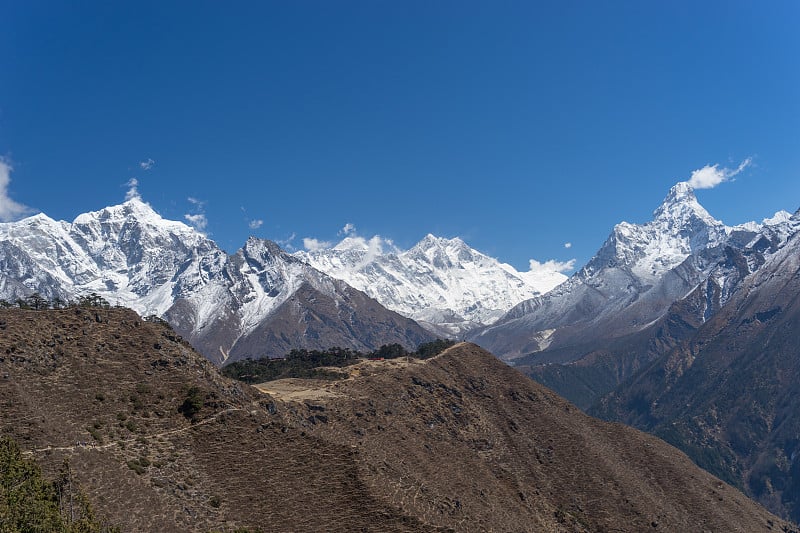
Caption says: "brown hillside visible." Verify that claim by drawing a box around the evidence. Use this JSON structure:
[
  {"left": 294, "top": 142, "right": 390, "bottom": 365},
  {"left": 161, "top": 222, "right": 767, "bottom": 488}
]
[
  {"left": 0, "top": 308, "right": 436, "bottom": 532},
  {"left": 0, "top": 308, "right": 794, "bottom": 532},
  {"left": 269, "top": 343, "right": 796, "bottom": 532}
]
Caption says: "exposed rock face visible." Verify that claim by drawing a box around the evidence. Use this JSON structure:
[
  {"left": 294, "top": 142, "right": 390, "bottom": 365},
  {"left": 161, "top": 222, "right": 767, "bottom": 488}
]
[
  {"left": 470, "top": 183, "right": 787, "bottom": 360},
  {"left": 162, "top": 236, "right": 434, "bottom": 365},
  {"left": 0, "top": 201, "right": 433, "bottom": 365},
  {"left": 1, "top": 308, "right": 792, "bottom": 532},
  {"left": 472, "top": 186, "right": 798, "bottom": 407},
  {"left": 591, "top": 223, "right": 800, "bottom": 522}
]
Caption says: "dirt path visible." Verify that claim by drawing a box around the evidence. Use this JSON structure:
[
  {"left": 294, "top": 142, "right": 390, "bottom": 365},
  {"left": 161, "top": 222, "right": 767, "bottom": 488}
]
[{"left": 23, "top": 404, "right": 249, "bottom": 456}]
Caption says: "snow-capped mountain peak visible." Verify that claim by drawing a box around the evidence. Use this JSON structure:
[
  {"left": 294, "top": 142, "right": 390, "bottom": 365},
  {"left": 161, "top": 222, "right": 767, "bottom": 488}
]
[
  {"left": 652, "top": 181, "right": 720, "bottom": 227},
  {"left": 72, "top": 197, "right": 203, "bottom": 242},
  {"left": 0, "top": 203, "right": 434, "bottom": 365},
  {"left": 582, "top": 181, "right": 729, "bottom": 283},
  {"left": 333, "top": 236, "right": 372, "bottom": 252},
  {"left": 471, "top": 180, "right": 800, "bottom": 360},
  {"left": 296, "top": 233, "right": 568, "bottom": 333}
]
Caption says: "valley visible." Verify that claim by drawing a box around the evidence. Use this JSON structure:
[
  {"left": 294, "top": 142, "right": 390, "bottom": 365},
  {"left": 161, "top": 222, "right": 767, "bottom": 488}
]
[{"left": 1, "top": 179, "right": 799, "bottom": 527}]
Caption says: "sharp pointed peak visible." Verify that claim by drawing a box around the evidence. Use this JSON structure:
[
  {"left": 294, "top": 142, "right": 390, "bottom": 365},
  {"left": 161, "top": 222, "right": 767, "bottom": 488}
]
[
  {"left": 23, "top": 212, "right": 55, "bottom": 223},
  {"left": 652, "top": 181, "right": 718, "bottom": 225},
  {"left": 663, "top": 181, "right": 697, "bottom": 204}
]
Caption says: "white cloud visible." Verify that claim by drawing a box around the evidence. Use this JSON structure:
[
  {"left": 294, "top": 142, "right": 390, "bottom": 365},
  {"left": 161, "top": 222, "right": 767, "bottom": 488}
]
[
  {"left": 184, "top": 213, "right": 208, "bottom": 231},
  {"left": 339, "top": 223, "right": 356, "bottom": 236},
  {"left": 184, "top": 197, "right": 208, "bottom": 231},
  {"left": 353, "top": 236, "right": 388, "bottom": 270},
  {"left": 687, "top": 157, "right": 752, "bottom": 189},
  {"left": 139, "top": 158, "right": 154, "bottom": 171},
  {"left": 249, "top": 219, "right": 264, "bottom": 230},
  {"left": 528, "top": 258, "right": 576, "bottom": 274},
  {"left": 277, "top": 232, "right": 297, "bottom": 250},
  {"left": 124, "top": 178, "right": 141, "bottom": 201},
  {"left": 303, "top": 237, "right": 333, "bottom": 251},
  {"left": 0, "top": 159, "right": 32, "bottom": 222},
  {"left": 564, "top": 242, "right": 572, "bottom": 249}
]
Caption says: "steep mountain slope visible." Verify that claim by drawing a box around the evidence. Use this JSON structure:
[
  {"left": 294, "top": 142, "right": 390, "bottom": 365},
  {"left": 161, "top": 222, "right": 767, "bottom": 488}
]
[
  {"left": 591, "top": 213, "right": 800, "bottom": 522},
  {"left": 0, "top": 307, "right": 439, "bottom": 531},
  {"left": 471, "top": 182, "right": 766, "bottom": 359},
  {"left": 1, "top": 308, "right": 793, "bottom": 532},
  {"left": 511, "top": 207, "right": 800, "bottom": 410},
  {"left": 0, "top": 201, "right": 433, "bottom": 364},
  {"left": 296, "top": 234, "right": 567, "bottom": 335},
  {"left": 0, "top": 200, "right": 221, "bottom": 308},
  {"left": 472, "top": 183, "right": 793, "bottom": 367},
  {"left": 162, "top": 236, "right": 433, "bottom": 365}
]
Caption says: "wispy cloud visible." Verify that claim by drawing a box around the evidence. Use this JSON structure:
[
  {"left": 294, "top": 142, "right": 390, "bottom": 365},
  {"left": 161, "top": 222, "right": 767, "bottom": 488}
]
[
  {"left": 139, "top": 158, "right": 155, "bottom": 171},
  {"left": 184, "top": 213, "right": 208, "bottom": 231},
  {"left": 528, "top": 258, "right": 576, "bottom": 274},
  {"left": 339, "top": 222, "right": 356, "bottom": 236},
  {"left": 687, "top": 157, "right": 752, "bottom": 189},
  {"left": 341, "top": 235, "right": 391, "bottom": 270},
  {"left": 277, "top": 232, "right": 297, "bottom": 251},
  {"left": 303, "top": 237, "right": 332, "bottom": 251},
  {"left": 0, "top": 159, "right": 33, "bottom": 222},
  {"left": 124, "top": 178, "right": 141, "bottom": 201},
  {"left": 240, "top": 205, "right": 264, "bottom": 232},
  {"left": 184, "top": 197, "right": 208, "bottom": 231}
]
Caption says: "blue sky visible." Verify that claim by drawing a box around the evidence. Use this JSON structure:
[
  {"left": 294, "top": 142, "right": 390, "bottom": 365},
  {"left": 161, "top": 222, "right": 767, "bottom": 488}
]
[{"left": 1, "top": 1, "right": 798, "bottom": 272}]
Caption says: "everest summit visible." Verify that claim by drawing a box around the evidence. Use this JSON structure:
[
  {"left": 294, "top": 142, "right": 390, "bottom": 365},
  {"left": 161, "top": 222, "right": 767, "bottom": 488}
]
[{"left": 296, "top": 233, "right": 567, "bottom": 336}]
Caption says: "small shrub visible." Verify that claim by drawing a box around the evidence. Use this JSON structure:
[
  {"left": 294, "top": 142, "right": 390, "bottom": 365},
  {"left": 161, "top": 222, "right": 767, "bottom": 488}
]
[
  {"left": 126, "top": 459, "right": 146, "bottom": 475},
  {"left": 179, "top": 387, "right": 205, "bottom": 420},
  {"left": 87, "top": 426, "right": 103, "bottom": 443}
]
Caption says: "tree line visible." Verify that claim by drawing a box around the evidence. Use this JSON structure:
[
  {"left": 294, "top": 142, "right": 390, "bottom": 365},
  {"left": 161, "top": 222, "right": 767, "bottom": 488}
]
[
  {"left": 0, "top": 292, "right": 112, "bottom": 310},
  {"left": 222, "top": 339, "right": 457, "bottom": 384}
]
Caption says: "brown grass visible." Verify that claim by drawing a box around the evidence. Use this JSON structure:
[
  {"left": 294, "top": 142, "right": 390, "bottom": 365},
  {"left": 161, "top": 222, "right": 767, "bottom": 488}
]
[{"left": 0, "top": 310, "right": 793, "bottom": 532}]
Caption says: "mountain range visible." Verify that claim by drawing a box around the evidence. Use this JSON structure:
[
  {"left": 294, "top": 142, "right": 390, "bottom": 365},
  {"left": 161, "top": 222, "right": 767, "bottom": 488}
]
[
  {"left": 0, "top": 199, "right": 433, "bottom": 365},
  {"left": 470, "top": 181, "right": 794, "bottom": 361},
  {"left": 3, "top": 179, "right": 800, "bottom": 523},
  {"left": 472, "top": 182, "right": 800, "bottom": 521},
  {"left": 588, "top": 210, "right": 800, "bottom": 521},
  {"left": 0, "top": 197, "right": 567, "bottom": 363}
]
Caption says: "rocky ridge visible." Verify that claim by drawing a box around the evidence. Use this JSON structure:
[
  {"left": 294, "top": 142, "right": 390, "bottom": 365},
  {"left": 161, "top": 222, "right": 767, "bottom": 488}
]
[{"left": 471, "top": 182, "right": 795, "bottom": 360}]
